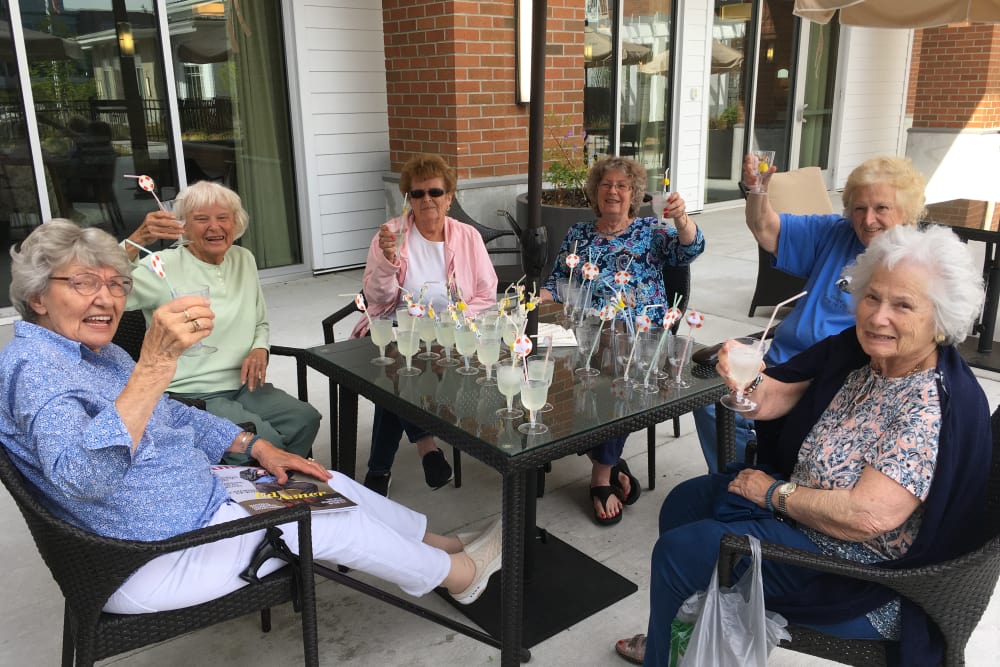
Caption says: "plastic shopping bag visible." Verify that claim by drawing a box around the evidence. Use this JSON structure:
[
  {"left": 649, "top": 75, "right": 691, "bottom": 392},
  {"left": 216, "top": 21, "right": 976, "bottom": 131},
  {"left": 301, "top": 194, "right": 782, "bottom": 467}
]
[
  {"left": 667, "top": 589, "right": 704, "bottom": 666},
  {"left": 679, "top": 535, "right": 791, "bottom": 667}
]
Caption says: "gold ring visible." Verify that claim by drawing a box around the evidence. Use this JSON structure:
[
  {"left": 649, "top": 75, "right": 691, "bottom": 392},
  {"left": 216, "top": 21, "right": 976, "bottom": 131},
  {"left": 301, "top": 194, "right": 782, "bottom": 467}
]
[
  {"left": 192, "top": 319, "right": 201, "bottom": 332},
  {"left": 183, "top": 309, "right": 191, "bottom": 321}
]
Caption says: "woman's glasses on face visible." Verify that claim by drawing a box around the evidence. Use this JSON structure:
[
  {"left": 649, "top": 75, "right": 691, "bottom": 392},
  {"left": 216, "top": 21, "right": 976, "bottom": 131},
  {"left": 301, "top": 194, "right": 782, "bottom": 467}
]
[
  {"left": 50, "top": 273, "right": 134, "bottom": 297},
  {"left": 599, "top": 182, "right": 632, "bottom": 192},
  {"left": 408, "top": 188, "right": 447, "bottom": 199}
]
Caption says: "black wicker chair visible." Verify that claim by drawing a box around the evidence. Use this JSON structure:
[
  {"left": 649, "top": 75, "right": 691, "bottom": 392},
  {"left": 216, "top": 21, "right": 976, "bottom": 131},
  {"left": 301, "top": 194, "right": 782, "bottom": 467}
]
[
  {"left": 448, "top": 197, "right": 523, "bottom": 289},
  {"left": 0, "top": 444, "right": 318, "bottom": 667},
  {"left": 717, "top": 405, "right": 1000, "bottom": 666}
]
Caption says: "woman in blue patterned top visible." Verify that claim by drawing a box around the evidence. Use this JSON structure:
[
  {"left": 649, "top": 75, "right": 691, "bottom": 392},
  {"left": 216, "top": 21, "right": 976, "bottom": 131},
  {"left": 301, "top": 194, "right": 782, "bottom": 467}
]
[
  {"left": 540, "top": 156, "right": 705, "bottom": 526},
  {"left": 0, "top": 220, "right": 502, "bottom": 613}
]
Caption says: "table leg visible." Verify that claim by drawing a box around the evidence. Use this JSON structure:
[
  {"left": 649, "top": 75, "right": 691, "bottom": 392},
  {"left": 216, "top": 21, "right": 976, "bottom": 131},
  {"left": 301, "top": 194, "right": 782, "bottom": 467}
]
[
  {"left": 500, "top": 470, "right": 527, "bottom": 667},
  {"left": 338, "top": 386, "right": 358, "bottom": 479},
  {"left": 328, "top": 377, "right": 339, "bottom": 471}
]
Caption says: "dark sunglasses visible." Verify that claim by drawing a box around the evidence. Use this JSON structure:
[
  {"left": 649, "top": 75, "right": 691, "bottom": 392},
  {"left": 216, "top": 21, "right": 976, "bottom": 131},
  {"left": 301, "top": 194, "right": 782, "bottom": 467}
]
[{"left": 408, "top": 188, "right": 447, "bottom": 199}]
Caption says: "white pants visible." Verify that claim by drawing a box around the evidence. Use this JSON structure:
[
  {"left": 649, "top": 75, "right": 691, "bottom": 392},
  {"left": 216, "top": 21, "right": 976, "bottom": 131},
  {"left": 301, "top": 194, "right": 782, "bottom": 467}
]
[{"left": 104, "top": 471, "right": 452, "bottom": 613}]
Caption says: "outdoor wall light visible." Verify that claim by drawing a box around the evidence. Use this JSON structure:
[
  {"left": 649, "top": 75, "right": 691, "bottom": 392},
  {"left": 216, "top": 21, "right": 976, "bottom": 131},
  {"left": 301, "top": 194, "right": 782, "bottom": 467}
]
[
  {"left": 117, "top": 22, "right": 134, "bottom": 57},
  {"left": 766, "top": 45, "right": 774, "bottom": 62},
  {"left": 776, "top": 68, "right": 789, "bottom": 79},
  {"left": 516, "top": 0, "right": 531, "bottom": 103}
]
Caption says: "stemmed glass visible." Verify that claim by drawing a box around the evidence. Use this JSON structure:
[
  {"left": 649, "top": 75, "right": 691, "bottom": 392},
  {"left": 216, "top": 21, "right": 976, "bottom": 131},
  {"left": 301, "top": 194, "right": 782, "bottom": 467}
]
[
  {"left": 720, "top": 337, "right": 765, "bottom": 412},
  {"left": 475, "top": 327, "right": 502, "bottom": 386},
  {"left": 634, "top": 329, "right": 664, "bottom": 394},
  {"left": 496, "top": 363, "right": 524, "bottom": 419},
  {"left": 453, "top": 322, "right": 480, "bottom": 376},
  {"left": 666, "top": 333, "right": 695, "bottom": 389},
  {"left": 416, "top": 314, "right": 439, "bottom": 360},
  {"left": 501, "top": 310, "right": 524, "bottom": 359},
  {"left": 368, "top": 313, "right": 395, "bottom": 365},
  {"left": 434, "top": 316, "right": 460, "bottom": 366},
  {"left": 395, "top": 329, "right": 422, "bottom": 376},
  {"left": 750, "top": 150, "right": 775, "bottom": 194},
  {"left": 649, "top": 191, "right": 670, "bottom": 229},
  {"left": 574, "top": 316, "right": 601, "bottom": 377},
  {"left": 611, "top": 330, "right": 634, "bottom": 387},
  {"left": 526, "top": 354, "right": 555, "bottom": 412},
  {"left": 396, "top": 306, "right": 416, "bottom": 333},
  {"left": 556, "top": 276, "right": 579, "bottom": 326},
  {"left": 176, "top": 285, "right": 217, "bottom": 356},
  {"left": 518, "top": 378, "right": 550, "bottom": 435},
  {"left": 164, "top": 200, "right": 188, "bottom": 248}
]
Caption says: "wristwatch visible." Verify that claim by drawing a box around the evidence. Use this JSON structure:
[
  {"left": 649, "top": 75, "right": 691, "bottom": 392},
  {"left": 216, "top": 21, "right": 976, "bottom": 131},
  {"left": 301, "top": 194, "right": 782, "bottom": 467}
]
[
  {"left": 737, "top": 180, "right": 751, "bottom": 199},
  {"left": 776, "top": 482, "right": 798, "bottom": 517}
]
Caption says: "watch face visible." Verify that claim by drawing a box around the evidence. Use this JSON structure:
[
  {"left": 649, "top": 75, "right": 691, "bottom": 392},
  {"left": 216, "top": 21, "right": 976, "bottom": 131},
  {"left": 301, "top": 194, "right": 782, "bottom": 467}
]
[{"left": 779, "top": 482, "right": 796, "bottom": 495}]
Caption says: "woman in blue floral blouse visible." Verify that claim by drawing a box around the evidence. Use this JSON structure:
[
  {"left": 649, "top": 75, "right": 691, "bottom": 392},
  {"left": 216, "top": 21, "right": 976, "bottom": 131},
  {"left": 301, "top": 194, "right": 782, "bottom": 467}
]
[{"left": 540, "top": 156, "right": 705, "bottom": 525}]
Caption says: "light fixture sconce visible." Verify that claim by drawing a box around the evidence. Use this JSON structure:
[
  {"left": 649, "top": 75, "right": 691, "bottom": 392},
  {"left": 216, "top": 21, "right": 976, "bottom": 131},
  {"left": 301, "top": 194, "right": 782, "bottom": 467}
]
[
  {"left": 766, "top": 45, "right": 774, "bottom": 62},
  {"left": 776, "top": 68, "right": 789, "bottom": 79},
  {"left": 117, "top": 21, "right": 135, "bottom": 57},
  {"left": 516, "top": 0, "right": 531, "bottom": 104}
]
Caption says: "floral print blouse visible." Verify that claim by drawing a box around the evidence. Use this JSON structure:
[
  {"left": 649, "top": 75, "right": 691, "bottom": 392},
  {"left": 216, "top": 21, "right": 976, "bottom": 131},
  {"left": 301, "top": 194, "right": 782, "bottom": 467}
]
[
  {"left": 542, "top": 216, "right": 705, "bottom": 316},
  {"left": 794, "top": 364, "right": 941, "bottom": 638}
]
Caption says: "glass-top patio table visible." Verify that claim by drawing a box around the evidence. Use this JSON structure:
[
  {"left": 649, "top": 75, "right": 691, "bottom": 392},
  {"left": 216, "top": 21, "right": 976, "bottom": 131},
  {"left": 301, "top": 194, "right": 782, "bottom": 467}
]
[{"left": 304, "top": 333, "right": 735, "bottom": 665}]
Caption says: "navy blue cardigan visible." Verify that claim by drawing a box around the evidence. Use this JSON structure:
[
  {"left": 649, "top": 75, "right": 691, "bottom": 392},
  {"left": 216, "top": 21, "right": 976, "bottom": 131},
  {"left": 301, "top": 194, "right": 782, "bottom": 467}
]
[{"left": 757, "top": 328, "right": 992, "bottom": 667}]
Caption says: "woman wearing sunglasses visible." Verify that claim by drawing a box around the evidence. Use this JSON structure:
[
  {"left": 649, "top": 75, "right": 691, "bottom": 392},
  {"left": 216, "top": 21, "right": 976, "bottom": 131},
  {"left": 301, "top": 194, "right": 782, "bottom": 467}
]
[{"left": 352, "top": 153, "right": 498, "bottom": 497}]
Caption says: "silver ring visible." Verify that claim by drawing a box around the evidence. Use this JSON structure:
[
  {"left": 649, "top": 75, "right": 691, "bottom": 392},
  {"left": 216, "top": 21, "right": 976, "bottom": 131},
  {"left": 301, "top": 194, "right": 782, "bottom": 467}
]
[
  {"left": 183, "top": 309, "right": 191, "bottom": 322},
  {"left": 191, "top": 319, "right": 201, "bottom": 332}
]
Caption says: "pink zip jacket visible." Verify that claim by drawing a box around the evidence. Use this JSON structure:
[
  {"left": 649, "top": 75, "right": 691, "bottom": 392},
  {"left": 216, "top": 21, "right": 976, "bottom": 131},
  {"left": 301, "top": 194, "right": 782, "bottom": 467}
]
[{"left": 350, "top": 215, "right": 499, "bottom": 338}]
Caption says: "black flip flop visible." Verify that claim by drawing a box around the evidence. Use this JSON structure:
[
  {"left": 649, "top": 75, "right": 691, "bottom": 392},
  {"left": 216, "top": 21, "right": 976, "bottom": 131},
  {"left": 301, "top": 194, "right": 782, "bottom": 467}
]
[
  {"left": 611, "top": 459, "right": 641, "bottom": 506},
  {"left": 590, "top": 485, "right": 623, "bottom": 526}
]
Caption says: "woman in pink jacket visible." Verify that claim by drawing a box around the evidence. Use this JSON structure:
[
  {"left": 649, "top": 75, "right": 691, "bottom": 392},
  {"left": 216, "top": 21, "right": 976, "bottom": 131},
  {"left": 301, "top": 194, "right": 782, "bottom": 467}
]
[{"left": 353, "top": 154, "right": 498, "bottom": 496}]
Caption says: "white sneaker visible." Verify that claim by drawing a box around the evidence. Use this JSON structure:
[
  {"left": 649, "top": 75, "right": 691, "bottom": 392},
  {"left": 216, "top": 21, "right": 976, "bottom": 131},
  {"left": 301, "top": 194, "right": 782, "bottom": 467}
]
[{"left": 451, "top": 518, "right": 503, "bottom": 605}]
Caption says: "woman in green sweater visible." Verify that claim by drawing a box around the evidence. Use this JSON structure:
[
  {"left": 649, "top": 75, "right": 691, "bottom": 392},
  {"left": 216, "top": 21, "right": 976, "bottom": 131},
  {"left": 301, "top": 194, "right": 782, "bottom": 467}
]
[{"left": 124, "top": 181, "right": 320, "bottom": 463}]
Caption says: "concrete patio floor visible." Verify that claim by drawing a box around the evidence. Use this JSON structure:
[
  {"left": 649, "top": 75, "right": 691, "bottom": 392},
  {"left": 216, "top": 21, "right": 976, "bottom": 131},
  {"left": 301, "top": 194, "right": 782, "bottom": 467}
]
[{"left": 0, "top": 204, "right": 996, "bottom": 665}]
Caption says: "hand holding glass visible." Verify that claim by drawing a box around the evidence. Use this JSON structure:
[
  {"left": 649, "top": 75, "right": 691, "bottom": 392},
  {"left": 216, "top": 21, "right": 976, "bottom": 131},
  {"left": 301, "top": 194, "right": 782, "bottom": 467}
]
[
  {"left": 720, "top": 337, "right": 764, "bottom": 412},
  {"left": 750, "top": 150, "right": 775, "bottom": 194},
  {"left": 177, "top": 285, "right": 217, "bottom": 356}
]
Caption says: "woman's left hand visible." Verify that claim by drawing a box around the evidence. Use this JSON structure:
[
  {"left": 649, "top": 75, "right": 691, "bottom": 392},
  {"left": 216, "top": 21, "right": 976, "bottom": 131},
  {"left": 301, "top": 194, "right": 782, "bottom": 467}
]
[
  {"left": 728, "top": 468, "right": 777, "bottom": 509},
  {"left": 252, "top": 440, "right": 332, "bottom": 485},
  {"left": 240, "top": 348, "right": 269, "bottom": 391}
]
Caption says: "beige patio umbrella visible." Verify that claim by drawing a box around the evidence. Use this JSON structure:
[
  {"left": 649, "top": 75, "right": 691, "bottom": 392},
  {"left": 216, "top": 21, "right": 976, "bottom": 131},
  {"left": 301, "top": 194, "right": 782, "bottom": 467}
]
[
  {"left": 793, "top": 0, "right": 1000, "bottom": 28},
  {"left": 584, "top": 26, "right": 652, "bottom": 66},
  {"left": 638, "top": 41, "right": 743, "bottom": 75}
]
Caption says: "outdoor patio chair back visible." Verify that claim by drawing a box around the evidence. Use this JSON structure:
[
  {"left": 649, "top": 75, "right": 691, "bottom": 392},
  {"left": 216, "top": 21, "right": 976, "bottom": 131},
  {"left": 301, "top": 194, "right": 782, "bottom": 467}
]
[{"left": 0, "top": 443, "right": 318, "bottom": 667}]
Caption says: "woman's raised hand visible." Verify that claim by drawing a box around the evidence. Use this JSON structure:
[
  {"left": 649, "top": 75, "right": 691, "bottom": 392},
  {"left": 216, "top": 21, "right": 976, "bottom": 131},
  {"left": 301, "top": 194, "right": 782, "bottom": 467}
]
[
  {"left": 126, "top": 211, "right": 183, "bottom": 257},
  {"left": 378, "top": 223, "right": 398, "bottom": 262},
  {"left": 141, "top": 296, "right": 215, "bottom": 362},
  {"left": 742, "top": 154, "right": 776, "bottom": 191}
]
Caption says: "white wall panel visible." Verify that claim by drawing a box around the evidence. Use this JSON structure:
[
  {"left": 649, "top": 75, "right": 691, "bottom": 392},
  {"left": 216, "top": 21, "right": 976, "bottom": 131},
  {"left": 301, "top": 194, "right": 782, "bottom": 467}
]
[{"left": 672, "top": 0, "right": 711, "bottom": 212}]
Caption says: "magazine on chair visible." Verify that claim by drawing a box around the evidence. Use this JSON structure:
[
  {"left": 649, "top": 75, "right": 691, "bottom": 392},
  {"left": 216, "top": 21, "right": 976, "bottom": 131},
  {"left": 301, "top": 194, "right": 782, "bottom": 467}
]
[{"left": 211, "top": 465, "right": 358, "bottom": 515}]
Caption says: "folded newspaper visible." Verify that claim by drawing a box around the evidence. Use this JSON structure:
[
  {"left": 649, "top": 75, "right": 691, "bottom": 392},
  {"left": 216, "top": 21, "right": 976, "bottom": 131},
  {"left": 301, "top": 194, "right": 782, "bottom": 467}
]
[{"left": 211, "top": 465, "right": 357, "bottom": 515}]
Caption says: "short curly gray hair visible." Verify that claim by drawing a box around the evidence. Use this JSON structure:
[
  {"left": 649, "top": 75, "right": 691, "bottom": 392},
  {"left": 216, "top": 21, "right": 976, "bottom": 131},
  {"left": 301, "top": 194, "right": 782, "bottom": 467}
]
[
  {"left": 9, "top": 219, "right": 130, "bottom": 323},
  {"left": 173, "top": 181, "right": 249, "bottom": 239},
  {"left": 842, "top": 224, "right": 984, "bottom": 346},
  {"left": 584, "top": 156, "right": 647, "bottom": 218}
]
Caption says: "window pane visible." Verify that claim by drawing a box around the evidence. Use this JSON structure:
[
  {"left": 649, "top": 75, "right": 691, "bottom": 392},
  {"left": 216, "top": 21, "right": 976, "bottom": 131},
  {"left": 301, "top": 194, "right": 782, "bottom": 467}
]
[
  {"left": 166, "top": 1, "right": 301, "bottom": 268},
  {"left": 18, "top": 0, "right": 177, "bottom": 239}
]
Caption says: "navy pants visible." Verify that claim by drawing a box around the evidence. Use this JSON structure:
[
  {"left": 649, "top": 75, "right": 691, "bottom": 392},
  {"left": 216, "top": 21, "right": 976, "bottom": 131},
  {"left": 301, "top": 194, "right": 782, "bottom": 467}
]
[
  {"left": 643, "top": 475, "right": 882, "bottom": 666},
  {"left": 368, "top": 405, "right": 430, "bottom": 475}
]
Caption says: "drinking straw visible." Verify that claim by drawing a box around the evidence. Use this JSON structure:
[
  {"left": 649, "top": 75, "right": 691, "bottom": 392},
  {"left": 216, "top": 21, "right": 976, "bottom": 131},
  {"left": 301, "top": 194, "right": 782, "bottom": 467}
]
[
  {"left": 398, "top": 193, "right": 410, "bottom": 252},
  {"left": 757, "top": 290, "right": 807, "bottom": 353},
  {"left": 566, "top": 240, "right": 580, "bottom": 286},
  {"left": 124, "top": 239, "right": 176, "bottom": 295},
  {"left": 353, "top": 293, "right": 374, "bottom": 328},
  {"left": 678, "top": 311, "right": 704, "bottom": 377},
  {"left": 588, "top": 304, "right": 617, "bottom": 367},
  {"left": 644, "top": 297, "right": 683, "bottom": 387},
  {"left": 543, "top": 335, "right": 553, "bottom": 364},
  {"left": 124, "top": 174, "right": 167, "bottom": 211},
  {"left": 625, "top": 304, "right": 659, "bottom": 382}
]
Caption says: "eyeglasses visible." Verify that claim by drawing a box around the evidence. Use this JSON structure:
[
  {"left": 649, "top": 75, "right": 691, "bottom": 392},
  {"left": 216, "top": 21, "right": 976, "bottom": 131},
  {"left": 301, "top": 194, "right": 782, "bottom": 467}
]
[
  {"left": 50, "top": 273, "right": 134, "bottom": 297},
  {"left": 408, "top": 188, "right": 447, "bottom": 199},
  {"left": 599, "top": 182, "right": 633, "bottom": 192}
]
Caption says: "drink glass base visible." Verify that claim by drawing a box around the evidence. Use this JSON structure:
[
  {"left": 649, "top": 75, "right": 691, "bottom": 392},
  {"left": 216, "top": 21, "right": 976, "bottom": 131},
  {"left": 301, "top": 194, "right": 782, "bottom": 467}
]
[
  {"left": 371, "top": 356, "right": 394, "bottom": 366},
  {"left": 497, "top": 407, "right": 524, "bottom": 419},
  {"left": 720, "top": 394, "right": 757, "bottom": 412},
  {"left": 575, "top": 367, "right": 600, "bottom": 377},
  {"left": 518, "top": 422, "right": 549, "bottom": 435},
  {"left": 435, "top": 356, "right": 461, "bottom": 367},
  {"left": 397, "top": 366, "right": 422, "bottom": 377}
]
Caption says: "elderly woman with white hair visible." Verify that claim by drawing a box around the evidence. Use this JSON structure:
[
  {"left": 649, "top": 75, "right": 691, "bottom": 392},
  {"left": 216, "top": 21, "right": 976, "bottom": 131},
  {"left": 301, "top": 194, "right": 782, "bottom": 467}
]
[
  {"left": 123, "top": 181, "right": 320, "bottom": 463},
  {"left": 616, "top": 224, "right": 992, "bottom": 667}
]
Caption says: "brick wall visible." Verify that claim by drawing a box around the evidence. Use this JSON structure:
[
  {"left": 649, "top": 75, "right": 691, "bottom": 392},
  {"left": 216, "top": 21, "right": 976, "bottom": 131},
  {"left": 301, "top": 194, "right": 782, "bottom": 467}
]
[
  {"left": 910, "top": 24, "right": 1000, "bottom": 129},
  {"left": 382, "top": 0, "right": 584, "bottom": 181}
]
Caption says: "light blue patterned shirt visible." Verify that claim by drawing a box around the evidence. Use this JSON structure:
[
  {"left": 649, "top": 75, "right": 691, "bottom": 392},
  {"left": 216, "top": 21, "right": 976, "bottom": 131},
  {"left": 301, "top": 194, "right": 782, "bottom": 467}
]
[{"left": 0, "top": 322, "right": 239, "bottom": 540}]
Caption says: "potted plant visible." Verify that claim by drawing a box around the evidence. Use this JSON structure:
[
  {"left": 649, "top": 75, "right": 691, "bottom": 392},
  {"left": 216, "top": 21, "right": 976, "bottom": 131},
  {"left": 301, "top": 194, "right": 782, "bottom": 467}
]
[
  {"left": 517, "top": 114, "right": 595, "bottom": 281},
  {"left": 707, "top": 105, "right": 739, "bottom": 179}
]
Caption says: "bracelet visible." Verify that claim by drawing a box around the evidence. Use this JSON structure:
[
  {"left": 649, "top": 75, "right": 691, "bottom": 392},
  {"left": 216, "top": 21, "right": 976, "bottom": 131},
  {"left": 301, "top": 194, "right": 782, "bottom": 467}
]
[
  {"left": 744, "top": 374, "right": 764, "bottom": 395},
  {"left": 235, "top": 431, "right": 252, "bottom": 451},
  {"left": 244, "top": 435, "right": 260, "bottom": 460},
  {"left": 764, "top": 480, "right": 782, "bottom": 513}
]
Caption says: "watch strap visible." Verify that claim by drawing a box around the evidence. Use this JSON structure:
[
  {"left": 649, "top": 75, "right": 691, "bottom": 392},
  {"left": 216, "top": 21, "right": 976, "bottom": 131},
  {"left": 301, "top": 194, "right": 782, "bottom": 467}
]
[{"left": 764, "top": 480, "right": 782, "bottom": 514}]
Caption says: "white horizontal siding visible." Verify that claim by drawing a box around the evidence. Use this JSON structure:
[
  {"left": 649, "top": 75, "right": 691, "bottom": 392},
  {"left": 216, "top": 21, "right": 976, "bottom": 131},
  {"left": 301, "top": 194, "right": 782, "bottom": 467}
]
[
  {"left": 292, "top": 0, "right": 389, "bottom": 272},
  {"left": 673, "top": 0, "right": 711, "bottom": 212}
]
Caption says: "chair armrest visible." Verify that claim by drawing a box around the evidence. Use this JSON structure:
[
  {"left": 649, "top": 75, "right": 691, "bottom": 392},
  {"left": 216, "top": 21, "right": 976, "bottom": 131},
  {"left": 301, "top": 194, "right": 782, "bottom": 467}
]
[
  {"left": 321, "top": 301, "right": 362, "bottom": 345},
  {"left": 270, "top": 344, "right": 310, "bottom": 402}
]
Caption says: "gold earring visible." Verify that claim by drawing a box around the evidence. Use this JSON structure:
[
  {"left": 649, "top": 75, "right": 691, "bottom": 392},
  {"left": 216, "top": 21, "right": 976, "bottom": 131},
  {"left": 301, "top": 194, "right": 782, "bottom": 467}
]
[{"left": 935, "top": 333, "right": 946, "bottom": 344}]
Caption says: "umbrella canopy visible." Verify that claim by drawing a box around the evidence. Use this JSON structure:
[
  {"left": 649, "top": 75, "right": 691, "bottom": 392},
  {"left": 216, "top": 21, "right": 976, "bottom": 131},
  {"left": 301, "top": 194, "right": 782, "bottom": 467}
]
[
  {"left": 584, "top": 26, "right": 652, "bottom": 67},
  {"left": 794, "top": 0, "right": 1000, "bottom": 28},
  {"left": 638, "top": 40, "right": 743, "bottom": 75},
  {"left": 0, "top": 24, "right": 83, "bottom": 61}
]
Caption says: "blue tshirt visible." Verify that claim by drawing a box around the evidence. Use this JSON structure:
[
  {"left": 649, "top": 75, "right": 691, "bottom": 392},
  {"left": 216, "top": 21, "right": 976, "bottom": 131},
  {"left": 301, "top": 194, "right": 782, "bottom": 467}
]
[{"left": 766, "top": 214, "right": 865, "bottom": 365}]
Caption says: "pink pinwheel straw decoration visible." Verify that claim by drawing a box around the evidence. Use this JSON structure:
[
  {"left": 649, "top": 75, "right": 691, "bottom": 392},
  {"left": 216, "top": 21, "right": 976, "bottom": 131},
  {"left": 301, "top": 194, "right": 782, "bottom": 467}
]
[
  {"left": 354, "top": 293, "right": 373, "bottom": 328},
  {"left": 124, "top": 239, "right": 176, "bottom": 295},
  {"left": 124, "top": 173, "right": 167, "bottom": 211}
]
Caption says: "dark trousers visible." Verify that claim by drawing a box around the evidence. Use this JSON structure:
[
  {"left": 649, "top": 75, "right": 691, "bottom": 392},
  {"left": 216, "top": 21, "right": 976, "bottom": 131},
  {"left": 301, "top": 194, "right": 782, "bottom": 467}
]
[{"left": 368, "top": 405, "right": 431, "bottom": 475}]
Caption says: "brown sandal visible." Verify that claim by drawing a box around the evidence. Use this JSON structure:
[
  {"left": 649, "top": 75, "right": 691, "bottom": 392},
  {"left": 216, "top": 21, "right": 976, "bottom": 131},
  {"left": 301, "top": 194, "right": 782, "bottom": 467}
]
[{"left": 615, "top": 633, "right": 646, "bottom": 664}]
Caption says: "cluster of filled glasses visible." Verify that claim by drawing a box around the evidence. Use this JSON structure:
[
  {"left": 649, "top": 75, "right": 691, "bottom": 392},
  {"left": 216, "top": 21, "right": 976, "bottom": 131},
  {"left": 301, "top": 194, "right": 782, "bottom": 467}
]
[{"left": 368, "top": 308, "right": 554, "bottom": 435}]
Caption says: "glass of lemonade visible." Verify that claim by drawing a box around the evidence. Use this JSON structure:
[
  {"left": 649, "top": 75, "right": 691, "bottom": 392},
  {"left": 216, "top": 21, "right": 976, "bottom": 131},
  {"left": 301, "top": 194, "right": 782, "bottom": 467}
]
[
  {"left": 453, "top": 322, "right": 480, "bottom": 376},
  {"left": 518, "top": 378, "right": 550, "bottom": 435},
  {"left": 526, "top": 354, "right": 555, "bottom": 412},
  {"left": 496, "top": 362, "right": 525, "bottom": 419},
  {"left": 368, "top": 313, "right": 395, "bottom": 365},
  {"left": 416, "top": 314, "right": 439, "bottom": 360},
  {"left": 501, "top": 311, "right": 524, "bottom": 359},
  {"left": 434, "top": 316, "right": 460, "bottom": 366},
  {"left": 395, "top": 329, "right": 422, "bottom": 376},
  {"left": 720, "top": 337, "right": 765, "bottom": 412},
  {"left": 476, "top": 329, "right": 502, "bottom": 386}
]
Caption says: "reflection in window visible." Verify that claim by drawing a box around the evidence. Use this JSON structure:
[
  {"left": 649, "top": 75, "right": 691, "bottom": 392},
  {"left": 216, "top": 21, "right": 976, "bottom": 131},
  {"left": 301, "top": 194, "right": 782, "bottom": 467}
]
[
  {"left": 0, "top": 0, "right": 42, "bottom": 307},
  {"left": 705, "top": 0, "right": 749, "bottom": 204},
  {"left": 167, "top": 0, "right": 301, "bottom": 268}
]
